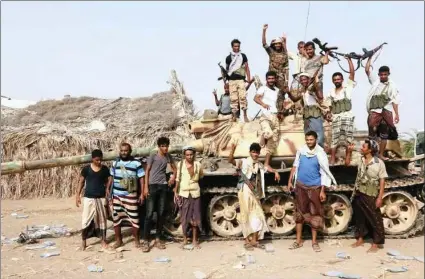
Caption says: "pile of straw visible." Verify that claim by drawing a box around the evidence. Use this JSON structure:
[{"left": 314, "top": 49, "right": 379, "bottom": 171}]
[{"left": 1, "top": 70, "right": 197, "bottom": 199}]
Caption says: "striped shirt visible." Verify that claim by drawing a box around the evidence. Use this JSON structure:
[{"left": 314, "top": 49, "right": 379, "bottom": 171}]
[{"left": 110, "top": 159, "right": 145, "bottom": 197}]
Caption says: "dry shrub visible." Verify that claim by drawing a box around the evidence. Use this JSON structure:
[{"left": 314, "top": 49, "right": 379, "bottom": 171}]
[{"left": 1, "top": 71, "right": 197, "bottom": 199}]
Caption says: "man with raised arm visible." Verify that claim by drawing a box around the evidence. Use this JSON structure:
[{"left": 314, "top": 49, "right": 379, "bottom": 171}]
[
  {"left": 327, "top": 56, "right": 356, "bottom": 165},
  {"left": 285, "top": 72, "right": 331, "bottom": 148},
  {"left": 365, "top": 56, "right": 400, "bottom": 161},
  {"left": 262, "top": 24, "right": 289, "bottom": 91}
]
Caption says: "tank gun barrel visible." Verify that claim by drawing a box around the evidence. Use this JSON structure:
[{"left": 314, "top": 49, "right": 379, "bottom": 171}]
[{"left": 1, "top": 145, "right": 188, "bottom": 175}]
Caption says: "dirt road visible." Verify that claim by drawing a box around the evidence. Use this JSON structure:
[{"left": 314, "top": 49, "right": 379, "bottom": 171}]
[{"left": 1, "top": 198, "right": 424, "bottom": 279}]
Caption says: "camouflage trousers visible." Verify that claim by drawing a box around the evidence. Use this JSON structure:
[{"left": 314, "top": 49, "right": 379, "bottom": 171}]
[
  {"left": 275, "top": 68, "right": 289, "bottom": 91},
  {"left": 259, "top": 113, "right": 279, "bottom": 155},
  {"left": 229, "top": 80, "right": 247, "bottom": 113}
]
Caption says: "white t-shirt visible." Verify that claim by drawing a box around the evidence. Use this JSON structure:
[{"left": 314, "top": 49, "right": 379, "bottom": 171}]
[
  {"left": 303, "top": 90, "right": 318, "bottom": 107},
  {"left": 367, "top": 73, "right": 400, "bottom": 114},
  {"left": 327, "top": 79, "right": 356, "bottom": 118},
  {"left": 256, "top": 85, "right": 279, "bottom": 117}
]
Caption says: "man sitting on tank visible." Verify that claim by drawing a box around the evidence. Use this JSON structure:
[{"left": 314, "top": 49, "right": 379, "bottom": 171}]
[
  {"left": 345, "top": 140, "right": 387, "bottom": 253},
  {"left": 327, "top": 56, "right": 356, "bottom": 165},
  {"left": 228, "top": 142, "right": 280, "bottom": 251},
  {"left": 254, "top": 71, "right": 282, "bottom": 169},
  {"left": 285, "top": 72, "right": 331, "bottom": 148},
  {"left": 288, "top": 131, "right": 336, "bottom": 252},
  {"left": 365, "top": 55, "right": 400, "bottom": 161}
]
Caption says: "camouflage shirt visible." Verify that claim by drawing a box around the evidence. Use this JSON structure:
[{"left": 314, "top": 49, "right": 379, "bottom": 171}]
[{"left": 264, "top": 44, "right": 289, "bottom": 73}]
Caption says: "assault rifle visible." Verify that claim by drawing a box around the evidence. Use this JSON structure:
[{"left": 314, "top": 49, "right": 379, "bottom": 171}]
[
  {"left": 217, "top": 62, "right": 229, "bottom": 84},
  {"left": 312, "top": 38, "right": 387, "bottom": 73}
]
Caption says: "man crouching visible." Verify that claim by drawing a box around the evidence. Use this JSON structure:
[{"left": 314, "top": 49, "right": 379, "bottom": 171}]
[
  {"left": 254, "top": 71, "right": 282, "bottom": 169},
  {"left": 288, "top": 131, "right": 336, "bottom": 252},
  {"left": 229, "top": 142, "right": 280, "bottom": 251}
]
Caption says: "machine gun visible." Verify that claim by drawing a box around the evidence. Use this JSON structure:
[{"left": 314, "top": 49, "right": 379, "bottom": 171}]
[{"left": 312, "top": 38, "right": 387, "bottom": 73}]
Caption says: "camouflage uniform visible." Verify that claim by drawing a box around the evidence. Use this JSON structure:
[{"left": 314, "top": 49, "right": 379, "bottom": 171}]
[{"left": 263, "top": 44, "right": 289, "bottom": 91}]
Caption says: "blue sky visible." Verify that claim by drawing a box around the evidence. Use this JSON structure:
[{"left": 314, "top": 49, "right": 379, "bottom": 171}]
[{"left": 1, "top": 1, "right": 424, "bottom": 134}]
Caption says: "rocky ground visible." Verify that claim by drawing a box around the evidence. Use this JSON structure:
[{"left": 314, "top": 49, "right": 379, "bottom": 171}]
[{"left": 1, "top": 198, "right": 424, "bottom": 279}]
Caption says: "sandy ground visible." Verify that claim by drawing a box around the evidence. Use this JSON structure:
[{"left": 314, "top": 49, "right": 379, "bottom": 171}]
[{"left": 1, "top": 198, "right": 424, "bottom": 279}]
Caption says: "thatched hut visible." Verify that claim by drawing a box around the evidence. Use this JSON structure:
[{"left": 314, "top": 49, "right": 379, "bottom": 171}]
[{"left": 1, "top": 71, "right": 197, "bottom": 199}]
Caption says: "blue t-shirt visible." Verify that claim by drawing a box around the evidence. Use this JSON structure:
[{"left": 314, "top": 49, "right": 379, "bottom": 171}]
[
  {"left": 297, "top": 154, "right": 321, "bottom": 186},
  {"left": 110, "top": 159, "right": 145, "bottom": 196}
]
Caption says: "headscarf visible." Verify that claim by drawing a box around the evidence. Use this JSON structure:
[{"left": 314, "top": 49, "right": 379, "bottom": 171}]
[
  {"left": 183, "top": 146, "right": 196, "bottom": 153},
  {"left": 271, "top": 37, "right": 283, "bottom": 45},
  {"left": 367, "top": 139, "right": 380, "bottom": 155}
]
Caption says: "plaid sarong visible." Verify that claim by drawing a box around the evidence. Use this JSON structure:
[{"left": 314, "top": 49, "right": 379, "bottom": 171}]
[{"left": 331, "top": 115, "right": 355, "bottom": 148}]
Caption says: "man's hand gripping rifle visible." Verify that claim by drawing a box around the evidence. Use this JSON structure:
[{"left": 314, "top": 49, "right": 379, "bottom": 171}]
[
  {"left": 217, "top": 62, "right": 229, "bottom": 84},
  {"left": 312, "top": 38, "right": 387, "bottom": 73}
]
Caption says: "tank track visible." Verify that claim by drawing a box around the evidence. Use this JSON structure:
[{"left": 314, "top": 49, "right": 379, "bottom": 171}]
[
  {"left": 202, "top": 175, "right": 424, "bottom": 194},
  {"left": 175, "top": 175, "right": 423, "bottom": 242}
]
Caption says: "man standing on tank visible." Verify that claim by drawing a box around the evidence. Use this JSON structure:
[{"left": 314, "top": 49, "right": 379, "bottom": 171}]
[
  {"left": 225, "top": 39, "right": 251, "bottom": 122},
  {"left": 327, "top": 56, "right": 356, "bottom": 165},
  {"left": 288, "top": 131, "right": 336, "bottom": 252},
  {"left": 364, "top": 55, "right": 400, "bottom": 161},
  {"left": 142, "top": 136, "right": 177, "bottom": 252}
]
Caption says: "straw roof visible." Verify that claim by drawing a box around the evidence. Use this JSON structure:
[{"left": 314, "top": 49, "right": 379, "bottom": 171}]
[{"left": 1, "top": 70, "right": 197, "bottom": 199}]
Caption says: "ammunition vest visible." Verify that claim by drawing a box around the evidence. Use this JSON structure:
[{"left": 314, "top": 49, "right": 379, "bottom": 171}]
[
  {"left": 356, "top": 157, "right": 380, "bottom": 198},
  {"left": 119, "top": 165, "right": 138, "bottom": 193},
  {"left": 369, "top": 84, "right": 390, "bottom": 111},
  {"left": 232, "top": 66, "right": 246, "bottom": 78},
  {"left": 303, "top": 105, "right": 322, "bottom": 119},
  {"left": 331, "top": 90, "right": 352, "bottom": 114}
]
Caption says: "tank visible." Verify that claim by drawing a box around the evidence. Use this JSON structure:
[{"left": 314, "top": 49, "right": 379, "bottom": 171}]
[
  {"left": 161, "top": 109, "right": 424, "bottom": 240},
  {"left": 1, "top": 112, "right": 424, "bottom": 240}
]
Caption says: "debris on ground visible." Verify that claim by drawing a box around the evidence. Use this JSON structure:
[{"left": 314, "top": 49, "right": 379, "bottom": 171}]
[
  {"left": 25, "top": 241, "right": 55, "bottom": 250},
  {"left": 387, "top": 249, "right": 401, "bottom": 256},
  {"left": 183, "top": 244, "right": 194, "bottom": 251},
  {"left": 321, "top": 271, "right": 361, "bottom": 278},
  {"left": 246, "top": 254, "right": 255, "bottom": 264},
  {"left": 336, "top": 252, "right": 351, "bottom": 259},
  {"left": 87, "top": 264, "right": 104, "bottom": 272},
  {"left": 384, "top": 266, "right": 408, "bottom": 273},
  {"left": 265, "top": 243, "right": 275, "bottom": 253},
  {"left": 154, "top": 257, "right": 171, "bottom": 263},
  {"left": 193, "top": 270, "right": 207, "bottom": 279},
  {"left": 233, "top": 262, "right": 246, "bottom": 269},
  {"left": 40, "top": 251, "right": 60, "bottom": 258}
]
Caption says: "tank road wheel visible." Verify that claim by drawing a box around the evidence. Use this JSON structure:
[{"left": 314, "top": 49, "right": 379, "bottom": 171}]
[
  {"left": 163, "top": 199, "right": 183, "bottom": 237},
  {"left": 262, "top": 194, "right": 296, "bottom": 235},
  {"left": 381, "top": 191, "right": 418, "bottom": 235},
  {"left": 323, "top": 193, "right": 353, "bottom": 235},
  {"left": 208, "top": 195, "right": 242, "bottom": 237}
]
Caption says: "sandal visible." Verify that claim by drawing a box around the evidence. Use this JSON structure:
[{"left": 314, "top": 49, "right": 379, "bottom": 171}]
[
  {"left": 312, "top": 243, "right": 322, "bottom": 252},
  {"left": 289, "top": 242, "right": 303, "bottom": 250},
  {"left": 244, "top": 243, "right": 254, "bottom": 251}
]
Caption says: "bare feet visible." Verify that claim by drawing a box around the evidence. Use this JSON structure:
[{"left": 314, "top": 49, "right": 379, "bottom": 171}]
[
  {"left": 378, "top": 154, "right": 389, "bottom": 161},
  {"left": 111, "top": 241, "right": 123, "bottom": 249},
  {"left": 244, "top": 116, "right": 250, "bottom": 123},
  {"left": 180, "top": 238, "right": 188, "bottom": 249},
  {"left": 141, "top": 241, "right": 150, "bottom": 253},
  {"left": 134, "top": 240, "right": 141, "bottom": 248},
  {"left": 100, "top": 240, "right": 108, "bottom": 249},
  {"left": 367, "top": 244, "right": 380, "bottom": 253},
  {"left": 194, "top": 241, "right": 201, "bottom": 249},
  {"left": 351, "top": 239, "right": 364, "bottom": 248}
]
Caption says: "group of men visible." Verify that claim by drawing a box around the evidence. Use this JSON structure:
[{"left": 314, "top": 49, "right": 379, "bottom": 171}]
[
  {"left": 76, "top": 24, "right": 398, "bottom": 254},
  {"left": 215, "top": 24, "right": 400, "bottom": 167}
]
